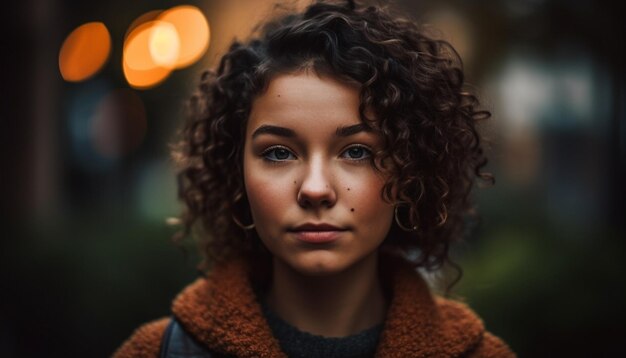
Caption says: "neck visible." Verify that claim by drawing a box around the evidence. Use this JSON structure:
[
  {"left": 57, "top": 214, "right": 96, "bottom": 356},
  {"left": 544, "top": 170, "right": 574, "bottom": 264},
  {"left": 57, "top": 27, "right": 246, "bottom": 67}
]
[{"left": 264, "top": 252, "right": 387, "bottom": 337}]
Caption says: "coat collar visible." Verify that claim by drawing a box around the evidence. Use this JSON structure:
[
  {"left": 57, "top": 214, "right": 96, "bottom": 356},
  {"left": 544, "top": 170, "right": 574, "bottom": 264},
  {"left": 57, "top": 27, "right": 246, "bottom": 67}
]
[{"left": 172, "top": 255, "right": 485, "bottom": 357}]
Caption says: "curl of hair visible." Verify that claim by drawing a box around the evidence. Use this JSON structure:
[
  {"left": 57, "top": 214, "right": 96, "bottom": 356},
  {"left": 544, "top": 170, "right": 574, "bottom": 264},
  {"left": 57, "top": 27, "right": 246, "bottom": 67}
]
[{"left": 171, "top": 0, "right": 493, "bottom": 274}]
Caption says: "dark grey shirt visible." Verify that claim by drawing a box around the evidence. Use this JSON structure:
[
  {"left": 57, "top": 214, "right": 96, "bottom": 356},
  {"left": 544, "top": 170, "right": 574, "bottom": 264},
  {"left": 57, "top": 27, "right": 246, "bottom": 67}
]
[{"left": 260, "top": 301, "right": 384, "bottom": 358}]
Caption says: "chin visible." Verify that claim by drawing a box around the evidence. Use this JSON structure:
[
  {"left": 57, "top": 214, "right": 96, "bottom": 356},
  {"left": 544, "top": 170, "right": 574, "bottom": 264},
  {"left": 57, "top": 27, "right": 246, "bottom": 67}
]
[{"left": 281, "top": 251, "right": 358, "bottom": 277}]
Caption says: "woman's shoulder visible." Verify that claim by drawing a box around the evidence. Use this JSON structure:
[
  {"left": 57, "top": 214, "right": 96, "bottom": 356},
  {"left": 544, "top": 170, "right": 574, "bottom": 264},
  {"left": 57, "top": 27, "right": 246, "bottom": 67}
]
[
  {"left": 471, "top": 331, "right": 516, "bottom": 358},
  {"left": 433, "top": 296, "right": 516, "bottom": 357},
  {"left": 113, "top": 317, "right": 170, "bottom": 358}
]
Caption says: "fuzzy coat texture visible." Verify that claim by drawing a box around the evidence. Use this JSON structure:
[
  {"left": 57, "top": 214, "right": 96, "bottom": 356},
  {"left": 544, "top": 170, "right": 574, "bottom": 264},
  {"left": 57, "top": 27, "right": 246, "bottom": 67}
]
[{"left": 115, "top": 255, "right": 515, "bottom": 357}]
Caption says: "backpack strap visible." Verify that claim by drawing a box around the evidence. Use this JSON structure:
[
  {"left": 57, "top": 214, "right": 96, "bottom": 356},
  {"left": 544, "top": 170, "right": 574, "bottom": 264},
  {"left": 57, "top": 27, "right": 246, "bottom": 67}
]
[{"left": 160, "top": 317, "right": 214, "bottom": 358}]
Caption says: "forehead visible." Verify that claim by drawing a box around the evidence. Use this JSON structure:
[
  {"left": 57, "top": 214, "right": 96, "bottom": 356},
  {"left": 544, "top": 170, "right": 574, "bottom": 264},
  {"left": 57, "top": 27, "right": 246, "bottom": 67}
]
[{"left": 248, "top": 72, "right": 362, "bottom": 132}]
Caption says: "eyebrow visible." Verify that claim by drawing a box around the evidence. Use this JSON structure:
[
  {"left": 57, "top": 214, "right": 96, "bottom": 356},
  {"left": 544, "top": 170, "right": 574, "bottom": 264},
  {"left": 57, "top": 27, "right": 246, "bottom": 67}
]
[
  {"left": 335, "top": 123, "right": 370, "bottom": 137},
  {"left": 252, "top": 123, "right": 370, "bottom": 139}
]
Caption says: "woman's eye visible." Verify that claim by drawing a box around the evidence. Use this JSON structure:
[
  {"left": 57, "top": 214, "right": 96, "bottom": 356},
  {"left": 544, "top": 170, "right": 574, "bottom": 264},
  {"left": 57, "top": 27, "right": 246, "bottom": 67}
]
[
  {"left": 263, "top": 147, "right": 296, "bottom": 161},
  {"left": 341, "top": 146, "right": 372, "bottom": 160}
]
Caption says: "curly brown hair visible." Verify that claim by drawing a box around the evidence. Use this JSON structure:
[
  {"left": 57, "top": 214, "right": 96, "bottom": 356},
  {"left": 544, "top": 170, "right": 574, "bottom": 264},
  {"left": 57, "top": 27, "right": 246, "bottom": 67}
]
[{"left": 172, "top": 0, "right": 493, "bottom": 275}]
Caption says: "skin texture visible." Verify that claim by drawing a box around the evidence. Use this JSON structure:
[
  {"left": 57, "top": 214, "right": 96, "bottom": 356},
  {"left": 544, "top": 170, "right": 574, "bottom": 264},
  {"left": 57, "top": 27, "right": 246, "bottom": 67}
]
[{"left": 243, "top": 72, "right": 394, "bottom": 336}]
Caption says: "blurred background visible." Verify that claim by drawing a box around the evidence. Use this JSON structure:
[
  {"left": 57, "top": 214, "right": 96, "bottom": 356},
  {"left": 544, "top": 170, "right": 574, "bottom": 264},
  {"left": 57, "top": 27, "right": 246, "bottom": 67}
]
[{"left": 2, "top": 0, "right": 624, "bottom": 356}]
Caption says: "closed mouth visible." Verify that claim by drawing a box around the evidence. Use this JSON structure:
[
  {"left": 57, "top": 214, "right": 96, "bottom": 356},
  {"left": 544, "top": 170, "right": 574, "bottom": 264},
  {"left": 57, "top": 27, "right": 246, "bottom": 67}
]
[
  {"left": 289, "top": 223, "right": 347, "bottom": 232},
  {"left": 289, "top": 229, "right": 345, "bottom": 244}
]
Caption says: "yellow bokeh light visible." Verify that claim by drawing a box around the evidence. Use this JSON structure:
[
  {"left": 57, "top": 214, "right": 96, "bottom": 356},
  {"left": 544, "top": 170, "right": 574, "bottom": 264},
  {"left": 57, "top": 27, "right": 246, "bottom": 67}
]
[
  {"left": 123, "top": 21, "right": 173, "bottom": 89},
  {"left": 158, "top": 5, "right": 210, "bottom": 69},
  {"left": 59, "top": 22, "right": 111, "bottom": 82},
  {"left": 149, "top": 22, "right": 180, "bottom": 67}
]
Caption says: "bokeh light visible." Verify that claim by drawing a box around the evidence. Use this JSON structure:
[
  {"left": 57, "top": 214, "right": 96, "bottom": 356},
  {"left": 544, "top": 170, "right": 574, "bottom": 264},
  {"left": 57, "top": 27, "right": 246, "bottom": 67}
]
[
  {"left": 67, "top": 81, "right": 116, "bottom": 171},
  {"left": 158, "top": 5, "right": 210, "bottom": 69},
  {"left": 59, "top": 22, "right": 111, "bottom": 82},
  {"left": 90, "top": 89, "right": 147, "bottom": 158},
  {"left": 149, "top": 22, "right": 180, "bottom": 67},
  {"left": 123, "top": 21, "right": 173, "bottom": 88},
  {"left": 136, "top": 160, "right": 179, "bottom": 222},
  {"left": 125, "top": 9, "right": 163, "bottom": 39},
  {"left": 123, "top": 6, "right": 210, "bottom": 89},
  {"left": 67, "top": 84, "right": 147, "bottom": 169}
]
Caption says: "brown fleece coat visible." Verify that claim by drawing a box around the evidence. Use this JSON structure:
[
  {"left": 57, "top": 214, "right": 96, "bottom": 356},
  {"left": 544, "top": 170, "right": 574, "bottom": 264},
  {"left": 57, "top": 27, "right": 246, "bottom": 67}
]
[{"left": 115, "top": 256, "right": 515, "bottom": 357}]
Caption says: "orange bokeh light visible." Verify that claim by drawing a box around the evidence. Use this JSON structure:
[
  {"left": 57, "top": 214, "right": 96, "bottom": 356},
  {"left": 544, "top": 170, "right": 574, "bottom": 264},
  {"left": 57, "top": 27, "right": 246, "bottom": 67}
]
[
  {"left": 59, "top": 22, "right": 111, "bottom": 82},
  {"left": 158, "top": 5, "right": 210, "bottom": 69},
  {"left": 123, "top": 5, "right": 210, "bottom": 89},
  {"left": 125, "top": 10, "right": 163, "bottom": 40},
  {"left": 123, "top": 21, "right": 173, "bottom": 89},
  {"left": 123, "top": 55, "right": 172, "bottom": 90}
]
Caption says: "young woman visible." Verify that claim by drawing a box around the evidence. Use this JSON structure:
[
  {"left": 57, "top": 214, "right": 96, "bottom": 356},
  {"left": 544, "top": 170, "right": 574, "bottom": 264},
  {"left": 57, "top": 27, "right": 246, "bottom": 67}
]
[{"left": 116, "top": 1, "right": 515, "bottom": 357}]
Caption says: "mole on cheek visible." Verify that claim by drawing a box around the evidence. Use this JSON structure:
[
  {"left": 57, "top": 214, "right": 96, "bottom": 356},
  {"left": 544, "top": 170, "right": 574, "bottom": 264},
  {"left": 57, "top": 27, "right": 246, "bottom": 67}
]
[
  {"left": 347, "top": 188, "right": 351, "bottom": 191},
  {"left": 351, "top": 208, "right": 355, "bottom": 212}
]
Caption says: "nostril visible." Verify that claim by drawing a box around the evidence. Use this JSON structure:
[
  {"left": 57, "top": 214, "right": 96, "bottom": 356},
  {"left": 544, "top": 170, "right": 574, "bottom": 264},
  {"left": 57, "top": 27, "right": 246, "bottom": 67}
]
[{"left": 296, "top": 190, "right": 336, "bottom": 208}]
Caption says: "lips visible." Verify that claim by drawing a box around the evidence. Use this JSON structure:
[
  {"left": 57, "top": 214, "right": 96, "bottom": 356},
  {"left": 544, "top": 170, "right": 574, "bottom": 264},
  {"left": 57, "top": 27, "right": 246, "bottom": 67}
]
[
  {"left": 291, "top": 223, "right": 344, "bottom": 231},
  {"left": 289, "top": 223, "right": 347, "bottom": 244}
]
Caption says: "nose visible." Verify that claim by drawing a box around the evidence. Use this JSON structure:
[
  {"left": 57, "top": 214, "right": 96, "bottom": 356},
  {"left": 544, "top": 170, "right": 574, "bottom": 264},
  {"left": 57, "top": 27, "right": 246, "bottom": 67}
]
[{"left": 297, "top": 156, "right": 337, "bottom": 209}]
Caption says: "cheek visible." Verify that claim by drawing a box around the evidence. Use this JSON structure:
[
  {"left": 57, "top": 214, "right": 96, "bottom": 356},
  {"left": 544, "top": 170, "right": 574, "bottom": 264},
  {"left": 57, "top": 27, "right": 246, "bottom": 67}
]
[
  {"left": 244, "top": 162, "right": 294, "bottom": 229},
  {"left": 345, "top": 172, "right": 393, "bottom": 226}
]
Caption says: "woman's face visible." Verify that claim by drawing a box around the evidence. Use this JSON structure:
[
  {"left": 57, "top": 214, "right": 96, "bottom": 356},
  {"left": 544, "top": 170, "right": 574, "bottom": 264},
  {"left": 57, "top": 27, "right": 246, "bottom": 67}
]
[{"left": 243, "top": 72, "right": 394, "bottom": 276}]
